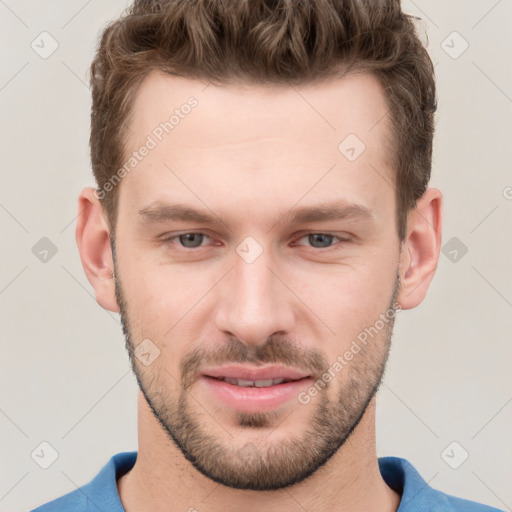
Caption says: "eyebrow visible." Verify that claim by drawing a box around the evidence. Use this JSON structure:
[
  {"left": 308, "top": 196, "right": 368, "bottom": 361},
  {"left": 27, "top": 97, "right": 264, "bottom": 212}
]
[
  {"left": 138, "top": 200, "right": 374, "bottom": 228},
  {"left": 277, "top": 201, "right": 373, "bottom": 225}
]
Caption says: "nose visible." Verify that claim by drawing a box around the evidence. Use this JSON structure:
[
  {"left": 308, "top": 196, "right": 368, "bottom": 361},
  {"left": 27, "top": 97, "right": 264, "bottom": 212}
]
[{"left": 214, "top": 246, "right": 296, "bottom": 347}]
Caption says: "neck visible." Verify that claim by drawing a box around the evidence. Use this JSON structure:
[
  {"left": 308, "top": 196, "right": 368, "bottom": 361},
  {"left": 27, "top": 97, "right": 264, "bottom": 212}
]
[{"left": 118, "top": 392, "right": 400, "bottom": 512}]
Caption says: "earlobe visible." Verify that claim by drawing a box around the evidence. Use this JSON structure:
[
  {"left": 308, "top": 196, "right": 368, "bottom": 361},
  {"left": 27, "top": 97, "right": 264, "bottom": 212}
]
[
  {"left": 397, "top": 188, "right": 443, "bottom": 310},
  {"left": 75, "top": 187, "right": 120, "bottom": 313}
]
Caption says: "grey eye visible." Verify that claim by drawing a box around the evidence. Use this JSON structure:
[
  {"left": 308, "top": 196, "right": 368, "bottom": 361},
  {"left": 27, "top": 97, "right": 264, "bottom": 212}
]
[
  {"left": 306, "top": 233, "right": 336, "bottom": 248},
  {"left": 178, "top": 233, "right": 206, "bottom": 248}
]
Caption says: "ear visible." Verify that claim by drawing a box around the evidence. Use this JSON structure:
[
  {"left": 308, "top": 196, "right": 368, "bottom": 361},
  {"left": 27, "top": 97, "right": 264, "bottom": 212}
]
[
  {"left": 397, "top": 187, "right": 443, "bottom": 310},
  {"left": 75, "top": 187, "right": 120, "bottom": 313}
]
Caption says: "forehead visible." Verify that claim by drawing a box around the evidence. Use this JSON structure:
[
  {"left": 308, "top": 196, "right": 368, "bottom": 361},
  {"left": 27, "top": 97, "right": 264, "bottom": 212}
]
[
  {"left": 118, "top": 70, "right": 394, "bottom": 225},
  {"left": 127, "top": 69, "right": 391, "bottom": 148}
]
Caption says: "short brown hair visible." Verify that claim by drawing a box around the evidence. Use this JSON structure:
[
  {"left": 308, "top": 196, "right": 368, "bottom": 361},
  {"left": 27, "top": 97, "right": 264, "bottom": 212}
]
[{"left": 89, "top": 0, "right": 436, "bottom": 240}]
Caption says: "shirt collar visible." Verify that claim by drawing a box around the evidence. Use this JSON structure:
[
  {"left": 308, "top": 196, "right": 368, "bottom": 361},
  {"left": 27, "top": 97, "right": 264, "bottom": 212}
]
[{"left": 90, "top": 452, "right": 449, "bottom": 511}]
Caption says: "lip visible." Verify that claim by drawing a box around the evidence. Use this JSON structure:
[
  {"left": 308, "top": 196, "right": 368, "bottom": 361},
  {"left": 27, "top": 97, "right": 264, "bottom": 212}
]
[
  {"left": 200, "top": 364, "right": 311, "bottom": 382},
  {"left": 200, "top": 375, "right": 313, "bottom": 413}
]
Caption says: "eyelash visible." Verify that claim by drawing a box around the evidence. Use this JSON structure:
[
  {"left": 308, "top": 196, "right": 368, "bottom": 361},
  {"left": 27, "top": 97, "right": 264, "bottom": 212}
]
[{"left": 161, "top": 232, "right": 350, "bottom": 250}]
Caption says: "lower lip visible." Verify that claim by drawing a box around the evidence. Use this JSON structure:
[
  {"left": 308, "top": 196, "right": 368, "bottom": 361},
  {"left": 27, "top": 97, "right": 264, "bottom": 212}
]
[{"left": 200, "top": 376, "right": 312, "bottom": 413}]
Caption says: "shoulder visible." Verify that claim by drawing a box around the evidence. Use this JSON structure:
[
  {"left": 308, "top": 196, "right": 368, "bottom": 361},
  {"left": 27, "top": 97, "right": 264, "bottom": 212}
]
[
  {"left": 378, "top": 456, "right": 505, "bottom": 512},
  {"left": 30, "top": 451, "right": 137, "bottom": 512},
  {"left": 439, "top": 493, "right": 506, "bottom": 512},
  {"left": 30, "top": 489, "right": 88, "bottom": 512}
]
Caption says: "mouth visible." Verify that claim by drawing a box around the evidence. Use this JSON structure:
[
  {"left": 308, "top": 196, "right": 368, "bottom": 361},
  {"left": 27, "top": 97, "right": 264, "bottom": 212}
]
[
  {"left": 198, "top": 365, "right": 313, "bottom": 413},
  {"left": 204, "top": 376, "right": 307, "bottom": 387},
  {"left": 200, "top": 364, "right": 311, "bottom": 382}
]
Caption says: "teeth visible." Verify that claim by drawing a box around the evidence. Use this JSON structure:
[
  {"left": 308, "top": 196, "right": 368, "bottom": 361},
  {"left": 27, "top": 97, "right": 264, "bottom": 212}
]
[
  {"left": 254, "top": 379, "right": 277, "bottom": 387},
  {"left": 222, "top": 377, "right": 288, "bottom": 387}
]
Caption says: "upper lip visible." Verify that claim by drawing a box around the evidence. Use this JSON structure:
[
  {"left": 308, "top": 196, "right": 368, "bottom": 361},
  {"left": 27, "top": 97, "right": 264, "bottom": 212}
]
[{"left": 201, "top": 364, "right": 311, "bottom": 381}]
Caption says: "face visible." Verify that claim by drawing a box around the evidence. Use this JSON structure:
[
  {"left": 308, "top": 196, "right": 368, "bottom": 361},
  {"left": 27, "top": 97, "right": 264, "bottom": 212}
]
[{"left": 112, "top": 71, "right": 402, "bottom": 490}]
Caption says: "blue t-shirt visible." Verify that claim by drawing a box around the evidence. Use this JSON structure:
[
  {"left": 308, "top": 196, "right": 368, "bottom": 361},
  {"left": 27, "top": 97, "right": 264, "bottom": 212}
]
[{"left": 31, "top": 451, "right": 504, "bottom": 511}]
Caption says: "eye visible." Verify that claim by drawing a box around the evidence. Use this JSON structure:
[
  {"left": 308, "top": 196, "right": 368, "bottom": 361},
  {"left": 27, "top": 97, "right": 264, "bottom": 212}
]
[
  {"left": 161, "top": 232, "right": 350, "bottom": 251},
  {"left": 294, "top": 233, "right": 349, "bottom": 249},
  {"left": 164, "top": 232, "right": 213, "bottom": 249}
]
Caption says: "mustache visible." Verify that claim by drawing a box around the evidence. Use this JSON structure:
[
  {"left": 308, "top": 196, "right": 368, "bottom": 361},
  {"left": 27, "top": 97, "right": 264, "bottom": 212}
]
[{"left": 180, "top": 337, "right": 329, "bottom": 389}]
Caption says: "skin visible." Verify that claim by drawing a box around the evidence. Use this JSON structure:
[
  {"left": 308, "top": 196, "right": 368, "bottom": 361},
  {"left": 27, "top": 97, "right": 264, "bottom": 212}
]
[{"left": 76, "top": 70, "right": 442, "bottom": 512}]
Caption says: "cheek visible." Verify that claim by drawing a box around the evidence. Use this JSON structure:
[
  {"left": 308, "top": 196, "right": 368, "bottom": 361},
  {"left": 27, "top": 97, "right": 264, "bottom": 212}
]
[
  {"left": 116, "top": 222, "right": 399, "bottom": 348},
  {"left": 290, "top": 248, "right": 398, "bottom": 340},
  {"left": 119, "top": 257, "right": 219, "bottom": 348}
]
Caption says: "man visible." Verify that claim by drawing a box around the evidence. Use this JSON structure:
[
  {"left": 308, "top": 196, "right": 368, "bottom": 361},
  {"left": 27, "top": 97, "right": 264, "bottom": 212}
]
[{"left": 31, "top": 0, "right": 504, "bottom": 510}]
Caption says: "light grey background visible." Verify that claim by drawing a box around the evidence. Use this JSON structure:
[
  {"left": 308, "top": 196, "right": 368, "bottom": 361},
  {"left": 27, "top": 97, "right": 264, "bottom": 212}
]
[{"left": 0, "top": 1, "right": 511, "bottom": 511}]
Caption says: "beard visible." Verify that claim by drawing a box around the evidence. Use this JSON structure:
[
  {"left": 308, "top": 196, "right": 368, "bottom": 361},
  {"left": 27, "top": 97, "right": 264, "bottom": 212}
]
[{"left": 112, "top": 244, "right": 400, "bottom": 491}]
